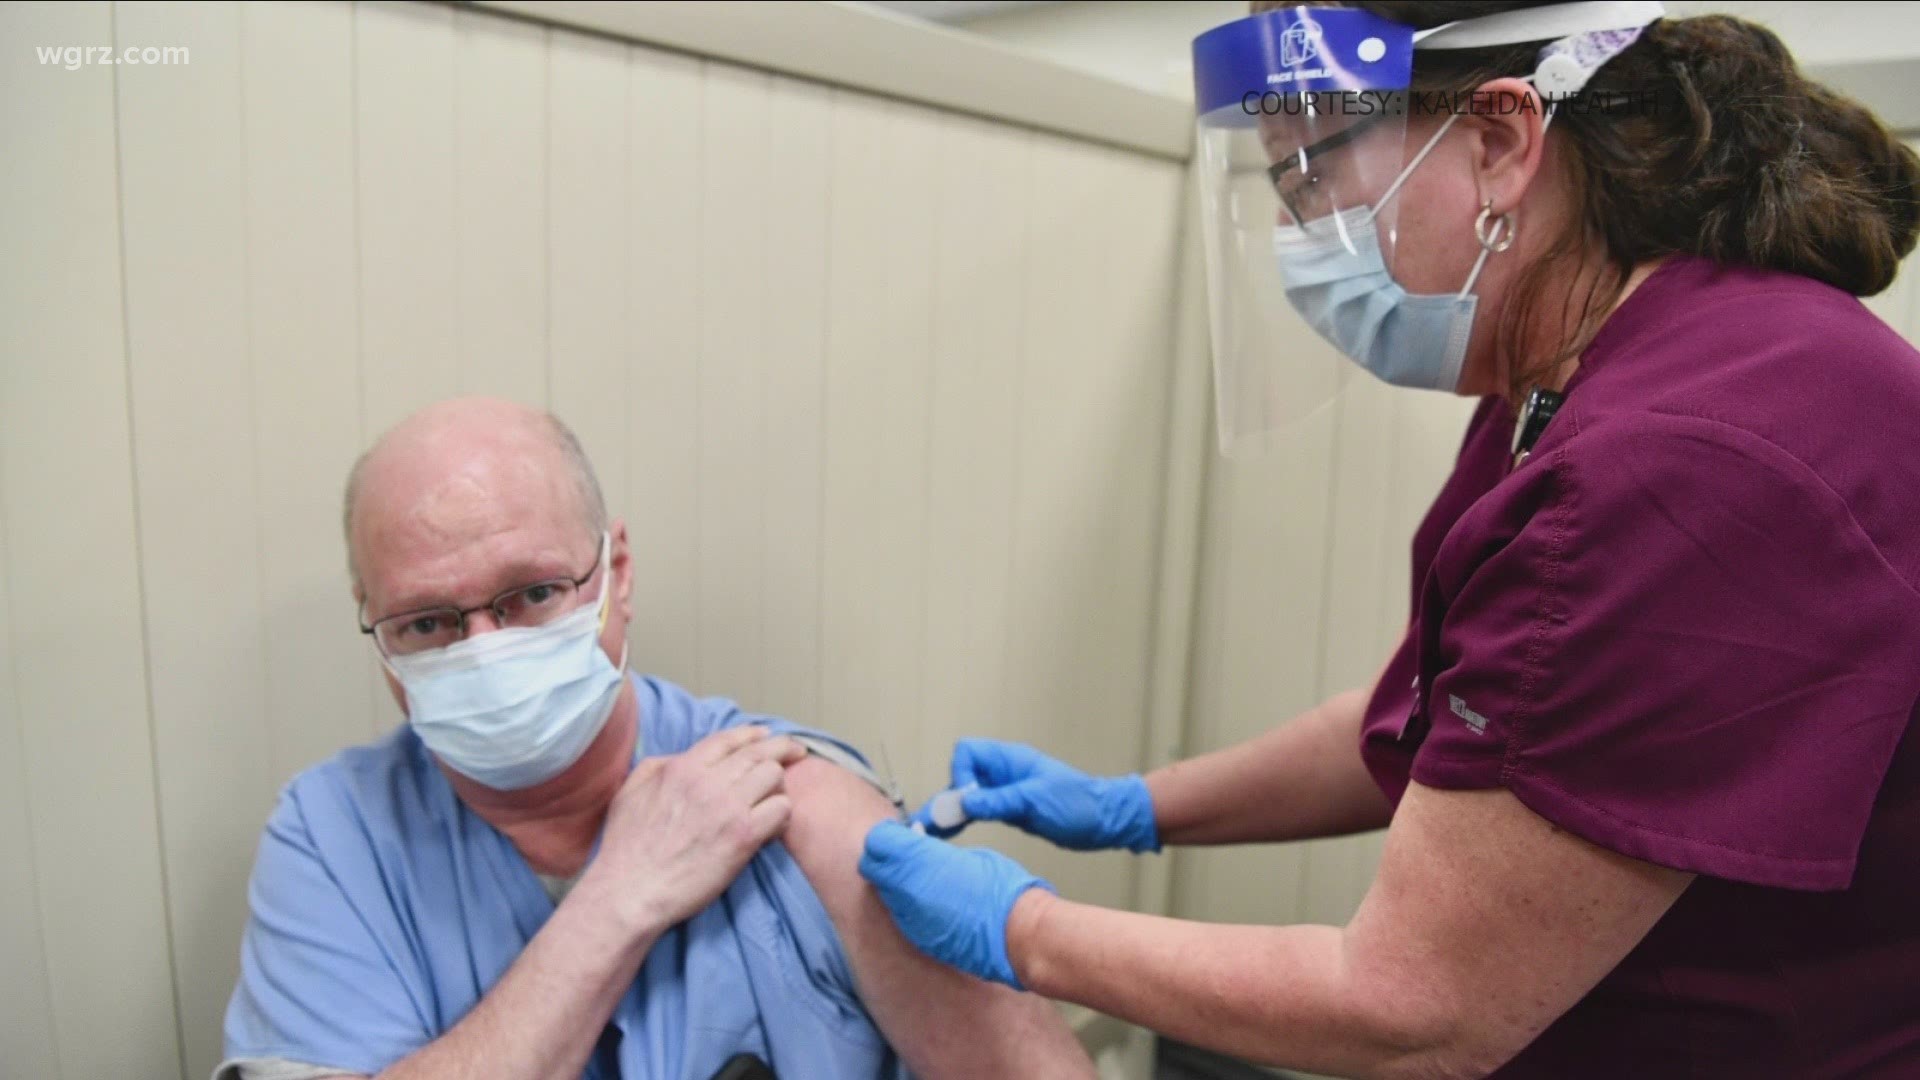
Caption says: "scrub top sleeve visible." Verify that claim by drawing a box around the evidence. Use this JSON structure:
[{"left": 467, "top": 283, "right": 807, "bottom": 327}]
[
  {"left": 1414, "top": 413, "right": 1920, "bottom": 890},
  {"left": 220, "top": 784, "right": 430, "bottom": 1077}
]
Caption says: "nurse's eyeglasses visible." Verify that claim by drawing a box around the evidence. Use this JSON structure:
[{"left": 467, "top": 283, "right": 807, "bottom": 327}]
[
  {"left": 1266, "top": 111, "right": 1391, "bottom": 224},
  {"left": 359, "top": 549, "right": 604, "bottom": 658}
]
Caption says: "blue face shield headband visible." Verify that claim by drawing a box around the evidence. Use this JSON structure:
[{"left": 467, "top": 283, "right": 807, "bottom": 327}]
[{"left": 1191, "top": 2, "right": 1665, "bottom": 452}]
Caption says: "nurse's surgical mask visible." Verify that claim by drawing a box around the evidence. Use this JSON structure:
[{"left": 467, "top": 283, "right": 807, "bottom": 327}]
[
  {"left": 1271, "top": 112, "right": 1512, "bottom": 393},
  {"left": 372, "top": 532, "right": 628, "bottom": 790}
]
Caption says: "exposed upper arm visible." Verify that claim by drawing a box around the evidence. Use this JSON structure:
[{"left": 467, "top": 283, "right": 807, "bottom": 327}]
[
  {"left": 779, "top": 755, "right": 1095, "bottom": 1080},
  {"left": 1343, "top": 781, "right": 1693, "bottom": 1077}
]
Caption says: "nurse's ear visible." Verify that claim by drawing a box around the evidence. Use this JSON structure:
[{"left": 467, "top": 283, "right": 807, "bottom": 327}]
[{"left": 1462, "top": 76, "right": 1551, "bottom": 220}]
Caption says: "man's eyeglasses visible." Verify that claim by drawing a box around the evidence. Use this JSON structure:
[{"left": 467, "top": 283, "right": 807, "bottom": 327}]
[{"left": 360, "top": 546, "right": 605, "bottom": 658}]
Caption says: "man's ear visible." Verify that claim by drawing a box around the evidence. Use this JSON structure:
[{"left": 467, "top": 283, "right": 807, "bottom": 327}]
[
  {"left": 609, "top": 518, "right": 634, "bottom": 625},
  {"left": 1465, "top": 77, "right": 1549, "bottom": 219}
]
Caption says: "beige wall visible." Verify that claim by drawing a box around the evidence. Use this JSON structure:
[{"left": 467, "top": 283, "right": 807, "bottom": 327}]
[{"left": 0, "top": 2, "right": 1184, "bottom": 1077}]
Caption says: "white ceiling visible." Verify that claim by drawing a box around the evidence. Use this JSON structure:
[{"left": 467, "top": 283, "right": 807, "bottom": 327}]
[{"left": 862, "top": 1, "right": 1061, "bottom": 25}]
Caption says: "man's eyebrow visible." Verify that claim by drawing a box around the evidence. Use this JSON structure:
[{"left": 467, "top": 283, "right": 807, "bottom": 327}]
[{"left": 377, "top": 556, "right": 580, "bottom": 617}]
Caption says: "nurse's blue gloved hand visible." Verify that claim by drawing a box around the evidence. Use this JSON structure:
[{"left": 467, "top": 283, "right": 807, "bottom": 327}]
[
  {"left": 859, "top": 820, "right": 1054, "bottom": 989},
  {"left": 911, "top": 738, "right": 1160, "bottom": 853}
]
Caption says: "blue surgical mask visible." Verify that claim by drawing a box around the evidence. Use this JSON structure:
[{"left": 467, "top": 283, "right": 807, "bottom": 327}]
[
  {"left": 1272, "top": 207, "right": 1483, "bottom": 393},
  {"left": 1270, "top": 111, "right": 1504, "bottom": 394},
  {"left": 385, "top": 536, "right": 628, "bottom": 790}
]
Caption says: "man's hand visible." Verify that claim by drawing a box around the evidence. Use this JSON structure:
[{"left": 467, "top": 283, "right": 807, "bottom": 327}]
[
  {"left": 578, "top": 726, "right": 806, "bottom": 937},
  {"left": 361, "top": 727, "right": 807, "bottom": 1080}
]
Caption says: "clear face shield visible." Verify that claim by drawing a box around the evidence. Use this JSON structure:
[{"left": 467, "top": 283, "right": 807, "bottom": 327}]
[
  {"left": 1192, "top": 2, "right": 1668, "bottom": 455},
  {"left": 1193, "top": 7, "right": 1418, "bottom": 454}
]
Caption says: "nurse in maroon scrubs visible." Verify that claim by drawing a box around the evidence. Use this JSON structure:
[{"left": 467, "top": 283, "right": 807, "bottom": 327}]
[{"left": 857, "top": 2, "right": 1920, "bottom": 1077}]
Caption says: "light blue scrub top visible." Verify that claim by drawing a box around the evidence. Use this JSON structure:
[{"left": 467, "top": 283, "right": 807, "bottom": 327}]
[{"left": 222, "top": 673, "right": 904, "bottom": 1079}]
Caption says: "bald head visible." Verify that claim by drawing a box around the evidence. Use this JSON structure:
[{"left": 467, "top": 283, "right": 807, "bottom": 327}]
[{"left": 344, "top": 397, "right": 607, "bottom": 593}]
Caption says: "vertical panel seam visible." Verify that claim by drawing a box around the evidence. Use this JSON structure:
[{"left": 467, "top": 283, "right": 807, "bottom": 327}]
[
  {"left": 993, "top": 129, "right": 1036, "bottom": 743},
  {"left": 351, "top": 1, "right": 387, "bottom": 737},
  {"left": 620, "top": 41, "right": 635, "bottom": 675},
  {"left": 756, "top": 77, "right": 772, "bottom": 715},
  {"left": 1310, "top": 397, "right": 1344, "bottom": 709},
  {"left": 912, "top": 104, "right": 937, "bottom": 767},
  {"left": 238, "top": 0, "right": 278, "bottom": 790},
  {"left": 691, "top": 60, "right": 708, "bottom": 688},
  {"left": 1190, "top": 371, "right": 1240, "bottom": 921},
  {"left": 812, "top": 86, "right": 835, "bottom": 726},
  {"left": 108, "top": 3, "right": 190, "bottom": 1076},
  {"left": 1130, "top": 161, "right": 1206, "bottom": 913},
  {"left": 541, "top": 25, "right": 554, "bottom": 409},
  {"left": 452, "top": 10, "right": 468, "bottom": 389},
  {"left": 0, "top": 16, "right": 65, "bottom": 1050},
  {"left": 1300, "top": 392, "right": 1347, "bottom": 923},
  {"left": 692, "top": 59, "right": 710, "bottom": 696},
  {"left": 618, "top": 37, "right": 633, "bottom": 653},
  {"left": 750, "top": 71, "right": 770, "bottom": 712},
  {"left": 0, "top": 405, "right": 62, "bottom": 1077},
  {"left": 993, "top": 127, "right": 1033, "bottom": 736},
  {"left": 349, "top": 0, "right": 367, "bottom": 457},
  {"left": 1131, "top": 159, "right": 1174, "bottom": 765},
  {"left": 914, "top": 110, "right": 948, "bottom": 745}
]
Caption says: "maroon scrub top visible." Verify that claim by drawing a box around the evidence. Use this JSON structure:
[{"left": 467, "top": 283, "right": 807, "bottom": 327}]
[{"left": 1361, "top": 255, "right": 1920, "bottom": 1077}]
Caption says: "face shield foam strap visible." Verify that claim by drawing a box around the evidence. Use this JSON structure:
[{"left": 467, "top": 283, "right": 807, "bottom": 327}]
[
  {"left": 1412, "top": 0, "right": 1664, "bottom": 49},
  {"left": 1415, "top": 1, "right": 1666, "bottom": 133}
]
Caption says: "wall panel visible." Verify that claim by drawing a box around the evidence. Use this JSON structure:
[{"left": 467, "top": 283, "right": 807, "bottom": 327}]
[
  {"left": 625, "top": 47, "right": 704, "bottom": 690},
  {"left": 0, "top": 430, "right": 58, "bottom": 1080},
  {"left": 354, "top": 0, "right": 463, "bottom": 735},
  {"left": 0, "top": 4, "right": 181, "bottom": 1076},
  {"left": 996, "top": 139, "right": 1184, "bottom": 905},
  {"left": 694, "top": 62, "right": 770, "bottom": 706},
  {"left": 757, "top": 76, "right": 833, "bottom": 727},
  {"left": 819, "top": 91, "right": 939, "bottom": 786},
  {"left": 115, "top": 5, "right": 276, "bottom": 1075},
  {"left": 919, "top": 112, "right": 1030, "bottom": 803},
  {"left": 453, "top": 8, "right": 549, "bottom": 405},
  {"left": 549, "top": 29, "right": 632, "bottom": 536},
  {"left": 243, "top": 0, "right": 367, "bottom": 782},
  {"left": 355, "top": 0, "right": 461, "bottom": 434}
]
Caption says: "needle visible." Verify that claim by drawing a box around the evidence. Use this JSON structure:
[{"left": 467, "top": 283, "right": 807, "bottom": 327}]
[{"left": 878, "top": 740, "right": 911, "bottom": 825}]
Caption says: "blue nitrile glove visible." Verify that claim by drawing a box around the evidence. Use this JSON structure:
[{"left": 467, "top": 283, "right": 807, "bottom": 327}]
[
  {"left": 910, "top": 738, "right": 1160, "bottom": 853},
  {"left": 859, "top": 819, "right": 1054, "bottom": 989}
]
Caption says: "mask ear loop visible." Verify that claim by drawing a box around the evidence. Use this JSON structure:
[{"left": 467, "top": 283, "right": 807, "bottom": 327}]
[
  {"left": 1365, "top": 109, "right": 1465, "bottom": 227},
  {"left": 1460, "top": 201, "right": 1517, "bottom": 299},
  {"left": 590, "top": 529, "right": 630, "bottom": 671},
  {"left": 592, "top": 530, "right": 614, "bottom": 630}
]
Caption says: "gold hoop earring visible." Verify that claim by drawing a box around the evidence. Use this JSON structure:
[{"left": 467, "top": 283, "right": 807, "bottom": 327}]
[{"left": 1475, "top": 201, "right": 1516, "bottom": 253}]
